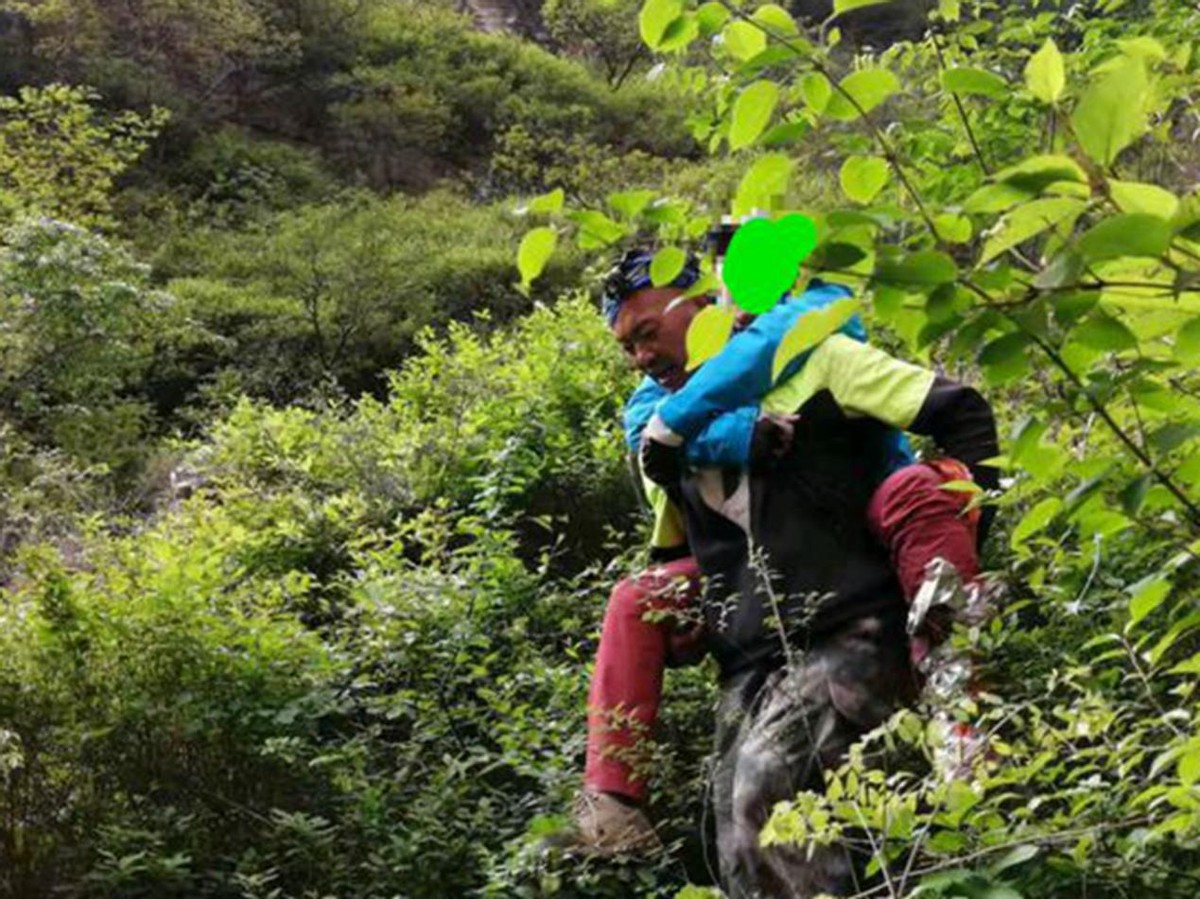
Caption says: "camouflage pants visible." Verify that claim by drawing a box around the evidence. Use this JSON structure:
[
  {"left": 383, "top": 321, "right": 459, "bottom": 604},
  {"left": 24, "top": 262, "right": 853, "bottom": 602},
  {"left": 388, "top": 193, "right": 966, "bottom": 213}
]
[{"left": 711, "top": 614, "right": 918, "bottom": 899}]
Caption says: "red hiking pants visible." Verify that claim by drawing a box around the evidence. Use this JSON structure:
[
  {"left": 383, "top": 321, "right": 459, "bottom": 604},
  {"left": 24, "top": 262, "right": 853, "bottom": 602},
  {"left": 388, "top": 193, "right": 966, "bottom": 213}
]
[{"left": 584, "top": 461, "right": 980, "bottom": 801}]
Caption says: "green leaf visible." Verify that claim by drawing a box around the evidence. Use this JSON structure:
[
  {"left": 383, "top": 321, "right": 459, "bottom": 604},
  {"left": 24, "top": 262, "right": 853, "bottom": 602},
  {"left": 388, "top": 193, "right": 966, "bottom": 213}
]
[
  {"left": 761, "top": 120, "right": 811, "bottom": 148},
  {"left": 751, "top": 3, "right": 797, "bottom": 35},
  {"left": 801, "top": 72, "right": 832, "bottom": 113},
  {"left": 1150, "top": 422, "right": 1200, "bottom": 455},
  {"left": 934, "top": 212, "right": 972, "bottom": 244},
  {"left": 608, "top": 189, "right": 657, "bottom": 219},
  {"left": 993, "top": 155, "right": 1087, "bottom": 191},
  {"left": 1072, "top": 313, "right": 1136, "bottom": 351},
  {"left": 1025, "top": 39, "right": 1065, "bottom": 104},
  {"left": 1129, "top": 576, "right": 1171, "bottom": 627},
  {"left": 650, "top": 246, "right": 686, "bottom": 287},
  {"left": 1108, "top": 180, "right": 1180, "bottom": 218},
  {"left": 990, "top": 844, "right": 1040, "bottom": 875},
  {"left": 979, "top": 332, "right": 1031, "bottom": 385},
  {"left": 875, "top": 250, "right": 957, "bottom": 286},
  {"left": 696, "top": 2, "right": 730, "bottom": 35},
  {"left": 834, "top": 0, "right": 894, "bottom": 13},
  {"left": 723, "top": 20, "right": 766, "bottom": 60},
  {"left": 839, "top": 156, "right": 889, "bottom": 204},
  {"left": 1010, "top": 497, "right": 1062, "bottom": 548},
  {"left": 825, "top": 69, "right": 900, "bottom": 121},
  {"left": 772, "top": 298, "right": 860, "bottom": 380},
  {"left": 1078, "top": 213, "right": 1171, "bottom": 262},
  {"left": 517, "top": 227, "right": 556, "bottom": 286},
  {"left": 686, "top": 305, "right": 737, "bottom": 371},
  {"left": 566, "top": 210, "right": 625, "bottom": 249},
  {"left": 730, "top": 81, "right": 779, "bottom": 150},
  {"left": 1072, "top": 57, "right": 1151, "bottom": 166},
  {"left": 941, "top": 67, "right": 1007, "bottom": 97},
  {"left": 519, "top": 187, "right": 564, "bottom": 215},
  {"left": 979, "top": 197, "right": 1086, "bottom": 265},
  {"left": 1175, "top": 318, "right": 1200, "bottom": 363},
  {"left": 657, "top": 13, "right": 699, "bottom": 52},
  {"left": 964, "top": 183, "right": 1033, "bottom": 215},
  {"left": 1179, "top": 747, "right": 1200, "bottom": 786},
  {"left": 639, "top": 0, "right": 684, "bottom": 49},
  {"left": 733, "top": 153, "right": 794, "bottom": 216}
]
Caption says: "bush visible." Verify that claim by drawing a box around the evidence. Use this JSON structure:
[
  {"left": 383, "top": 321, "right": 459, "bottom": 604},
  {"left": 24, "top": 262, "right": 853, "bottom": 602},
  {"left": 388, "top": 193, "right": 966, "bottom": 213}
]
[{"left": 156, "top": 191, "right": 586, "bottom": 403}]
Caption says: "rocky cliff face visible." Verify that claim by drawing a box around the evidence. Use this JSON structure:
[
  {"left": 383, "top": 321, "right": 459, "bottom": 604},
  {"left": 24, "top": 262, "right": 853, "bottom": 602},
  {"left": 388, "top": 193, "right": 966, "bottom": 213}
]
[{"left": 462, "top": 0, "right": 547, "bottom": 39}]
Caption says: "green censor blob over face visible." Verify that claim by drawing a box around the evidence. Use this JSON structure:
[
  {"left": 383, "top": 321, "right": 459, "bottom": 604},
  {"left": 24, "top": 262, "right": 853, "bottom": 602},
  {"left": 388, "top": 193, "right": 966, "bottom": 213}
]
[{"left": 722, "top": 214, "right": 818, "bottom": 314}]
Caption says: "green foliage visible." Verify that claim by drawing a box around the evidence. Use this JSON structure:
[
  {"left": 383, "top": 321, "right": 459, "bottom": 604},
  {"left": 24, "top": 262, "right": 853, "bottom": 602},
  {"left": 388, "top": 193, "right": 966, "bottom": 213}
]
[
  {"left": 157, "top": 191, "right": 583, "bottom": 402},
  {"left": 515, "top": 0, "right": 1200, "bottom": 894},
  {"left": 0, "top": 218, "right": 178, "bottom": 474},
  {"left": 0, "top": 84, "right": 167, "bottom": 229},
  {"left": 544, "top": 0, "right": 647, "bottom": 87},
  {"left": 0, "top": 294, "right": 714, "bottom": 897}
]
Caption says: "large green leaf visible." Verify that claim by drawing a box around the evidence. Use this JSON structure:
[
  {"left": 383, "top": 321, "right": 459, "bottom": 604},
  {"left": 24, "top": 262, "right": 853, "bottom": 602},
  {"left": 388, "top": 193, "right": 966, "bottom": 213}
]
[
  {"left": 1072, "top": 57, "right": 1151, "bottom": 166},
  {"left": 801, "top": 72, "right": 832, "bottom": 113},
  {"left": 1108, "top": 180, "right": 1180, "bottom": 218},
  {"left": 772, "top": 298, "right": 860, "bottom": 380},
  {"left": 839, "top": 156, "right": 889, "bottom": 204},
  {"left": 685, "top": 305, "right": 737, "bottom": 371},
  {"left": 696, "top": 2, "right": 730, "bottom": 35},
  {"left": 639, "top": 0, "right": 683, "bottom": 49},
  {"left": 566, "top": 210, "right": 625, "bottom": 248},
  {"left": 518, "top": 187, "right": 564, "bottom": 215},
  {"left": 733, "top": 153, "right": 794, "bottom": 215},
  {"left": 751, "top": 3, "right": 798, "bottom": 35},
  {"left": 608, "top": 189, "right": 657, "bottom": 220},
  {"left": 875, "top": 250, "right": 957, "bottom": 286},
  {"left": 1025, "top": 38, "right": 1065, "bottom": 104},
  {"left": 993, "top": 155, "right": 1087, "bottom": 192},
  {"left": 730, "top": 81, "right": 779, "bottom": 150},
  {"left": 979, "top": 331, "right": 1031, "bottom": 385},
  {"left": 657, "top": 13, "right": 699, "bottom": 52},
  {"left": 1010, "top": 497, "right": 1062, "bottom": 548},
  {"left": 1072, "top": 312, "right": 1137, "bottom": 351},
  {"left": 1077, "top": 213, "right": 1172, "bottom": 262},
  {"left": 1175, "top": 318, "right": 1200, "bottom": 363},
  {"left": 825, "top": 69, "right": 900, "bottom": 121},
  {"left": 941, "top": 67, "right": 1007, "bottom": 97},
  {"left": 1129, "top": 576, "right": 1172, "bottom": 628},
  {"left": 723, "top": 20, "right": 767, "bottom": 60},
  {"left": 650, "top": 246, "right": 686, "bottom": 287},
  {"left": 517, "top": 227, "right": 557, "bottom": 286},
  {"left": 978, "top": 197, "right": 1085, "bottom": 265}
]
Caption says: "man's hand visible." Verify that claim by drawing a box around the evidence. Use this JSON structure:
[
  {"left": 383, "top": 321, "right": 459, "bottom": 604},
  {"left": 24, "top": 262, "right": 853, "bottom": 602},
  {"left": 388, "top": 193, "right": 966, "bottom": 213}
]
[
  {"left": 749, "top": 412, "right": 799, "bottom": 465},
  {"left": 640, "top": 434, "right": 684, "bottom": 487}
]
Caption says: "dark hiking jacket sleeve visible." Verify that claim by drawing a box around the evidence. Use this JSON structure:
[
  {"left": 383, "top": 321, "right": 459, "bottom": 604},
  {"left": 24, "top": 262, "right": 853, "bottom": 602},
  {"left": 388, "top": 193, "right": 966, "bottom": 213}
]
[{"left": 760, "top": 333, "right": 999, "bottom": 492}]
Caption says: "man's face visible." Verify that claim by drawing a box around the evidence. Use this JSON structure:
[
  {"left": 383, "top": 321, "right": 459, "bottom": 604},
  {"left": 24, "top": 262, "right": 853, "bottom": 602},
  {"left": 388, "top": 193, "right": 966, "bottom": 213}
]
[{"left": 612, "top": 286, "right": 705, "bottom": 391}]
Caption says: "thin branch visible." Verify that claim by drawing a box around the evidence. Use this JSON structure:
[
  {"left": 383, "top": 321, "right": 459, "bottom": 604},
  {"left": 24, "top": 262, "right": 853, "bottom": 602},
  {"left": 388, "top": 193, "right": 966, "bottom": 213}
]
[
  {"left": 929, "top": 31, "right": 990, "bottom": 175},
  {"left": 714, "top": 0, "right": 947, "bottom": 249}
]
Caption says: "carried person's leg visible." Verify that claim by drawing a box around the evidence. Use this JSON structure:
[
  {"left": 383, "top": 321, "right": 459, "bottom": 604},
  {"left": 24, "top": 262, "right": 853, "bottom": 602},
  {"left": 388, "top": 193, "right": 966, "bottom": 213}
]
[{"left": 569, "top": 556, "right": 703, "bottom": 853}]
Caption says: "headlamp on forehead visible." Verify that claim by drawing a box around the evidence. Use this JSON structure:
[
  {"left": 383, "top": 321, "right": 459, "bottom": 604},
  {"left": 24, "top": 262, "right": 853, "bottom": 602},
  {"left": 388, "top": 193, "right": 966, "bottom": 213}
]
[{"left": 601, "top": 248, "right": 702, "bottom": 327}]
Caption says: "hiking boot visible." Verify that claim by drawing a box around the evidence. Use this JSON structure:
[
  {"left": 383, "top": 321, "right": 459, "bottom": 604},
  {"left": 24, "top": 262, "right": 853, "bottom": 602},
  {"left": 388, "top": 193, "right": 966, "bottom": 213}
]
[{"left": 555, "top": 790, "right": 663, "bottom": 856}]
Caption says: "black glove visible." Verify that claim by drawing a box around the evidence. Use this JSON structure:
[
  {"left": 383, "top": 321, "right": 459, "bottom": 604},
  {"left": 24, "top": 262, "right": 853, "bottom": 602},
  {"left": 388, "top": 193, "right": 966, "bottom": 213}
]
[{"left": 640, "top": 434, "right": 684, "bottom": 487}]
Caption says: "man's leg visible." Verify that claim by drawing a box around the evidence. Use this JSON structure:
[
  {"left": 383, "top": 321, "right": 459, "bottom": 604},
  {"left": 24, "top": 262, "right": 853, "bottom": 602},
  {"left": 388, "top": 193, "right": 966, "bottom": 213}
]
[{"left": 715, "top": 615, "right": 918, "bottom": 899}]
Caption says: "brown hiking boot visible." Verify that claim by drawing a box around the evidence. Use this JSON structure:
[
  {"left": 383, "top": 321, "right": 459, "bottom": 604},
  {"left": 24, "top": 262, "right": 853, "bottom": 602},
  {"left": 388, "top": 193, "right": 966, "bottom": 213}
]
[{"left": 556, "top": 790, "right": 663, "bottom": 856}]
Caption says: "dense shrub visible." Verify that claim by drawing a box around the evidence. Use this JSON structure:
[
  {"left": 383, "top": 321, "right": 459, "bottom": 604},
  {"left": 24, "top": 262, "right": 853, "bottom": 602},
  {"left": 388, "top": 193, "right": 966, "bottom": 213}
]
[{"left": 154, "top": 191, "right": 586, "bottom": 403}]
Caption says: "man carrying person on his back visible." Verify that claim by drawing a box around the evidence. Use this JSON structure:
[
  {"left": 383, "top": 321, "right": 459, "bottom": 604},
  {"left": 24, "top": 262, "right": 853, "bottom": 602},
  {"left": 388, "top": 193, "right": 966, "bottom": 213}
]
[{"left": 567, "top": 244, "right": 998, "bottom": 898}]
